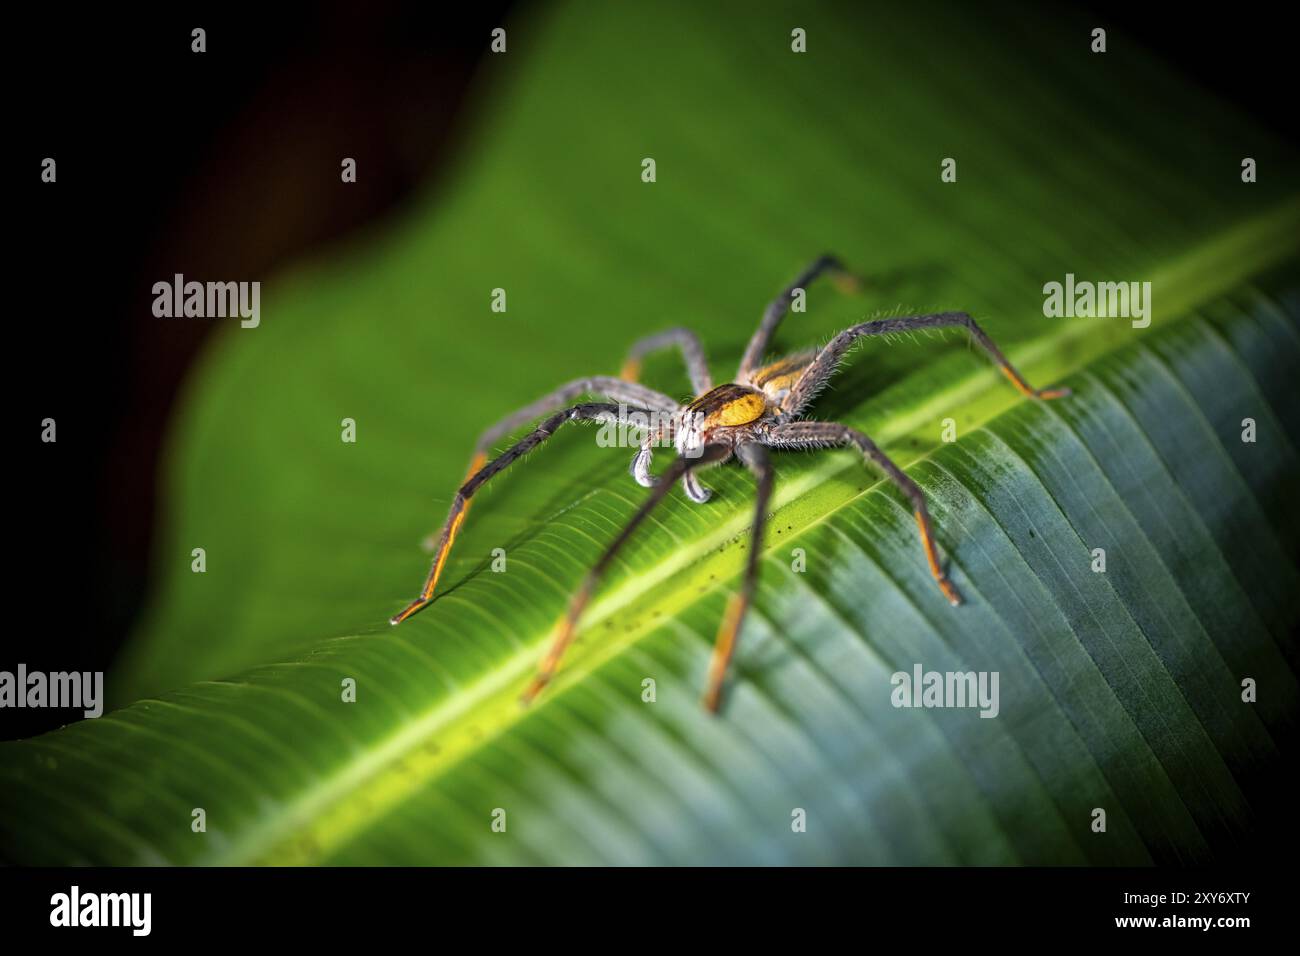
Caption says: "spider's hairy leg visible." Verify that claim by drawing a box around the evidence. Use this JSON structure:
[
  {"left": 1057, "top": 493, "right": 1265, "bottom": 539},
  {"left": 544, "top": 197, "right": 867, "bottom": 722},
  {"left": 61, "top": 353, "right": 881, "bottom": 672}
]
[
  {"left": 619, "top": 327, "right": 713, "bottom": 396},
  {"left": 473, "top": 377, "right": 678, "bottom": 455},
  {"left": 738, "top": 254, "right": 864, "bottom": 378},
  {"left": 763, "top": 421, "right": 964, "bottom": 606},
  {"left": 422, "top": 451, "right": 487, "bottom": 552},
  {"left": 703, "top": 443, "right": 773, "bottom": 713},
  {"left": 391, "top": 402, "right": 644, "bottom": 626},
  {"left": 419, "top": 375, "right": 680, "bottom": 551},
  {"left": 780, "top": 312, "right": 1070, "bottom": 419},
  {"left": 521, "top": 443, "right": 733, "bottom": 705}
]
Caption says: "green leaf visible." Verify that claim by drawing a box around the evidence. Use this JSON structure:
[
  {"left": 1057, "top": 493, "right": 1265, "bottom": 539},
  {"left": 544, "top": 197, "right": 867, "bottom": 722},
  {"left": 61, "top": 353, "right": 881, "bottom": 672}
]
[{"left": 4, "top": 1, "right": 1297, "bottom": 866}]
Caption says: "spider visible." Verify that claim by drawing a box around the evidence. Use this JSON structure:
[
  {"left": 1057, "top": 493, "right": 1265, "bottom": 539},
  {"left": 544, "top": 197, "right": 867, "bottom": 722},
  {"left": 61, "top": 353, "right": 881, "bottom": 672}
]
[{"left": 391, "top": 255, "right": 1069, "bottom": 712}]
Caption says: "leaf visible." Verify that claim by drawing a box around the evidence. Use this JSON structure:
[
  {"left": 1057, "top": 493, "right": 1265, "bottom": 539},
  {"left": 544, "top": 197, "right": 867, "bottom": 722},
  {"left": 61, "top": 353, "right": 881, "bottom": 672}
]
[{"left": 3, "top": 1, "right": 1297, "bottom": 866}]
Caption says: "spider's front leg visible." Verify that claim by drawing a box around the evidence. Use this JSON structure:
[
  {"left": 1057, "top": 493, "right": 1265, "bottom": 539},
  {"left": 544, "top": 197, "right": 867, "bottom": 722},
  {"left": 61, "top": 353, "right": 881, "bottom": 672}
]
[
  {"left": 522, "top": 444, "right": 733, "bottom": 705},
  {"left": 780, "top": 311, "right": 1069, "bottom": 420},
  {"left": 391, "top": 401, "right": 654, "bottom": 625},
  {"left": 703, "top": 443, "right": 774, "bottom": 712},
  {"left": 763, "top": 421, "right": 963, "bottom": 606},
  {"left": 418, "top": 376, "right": 678, "bottom": 551}
]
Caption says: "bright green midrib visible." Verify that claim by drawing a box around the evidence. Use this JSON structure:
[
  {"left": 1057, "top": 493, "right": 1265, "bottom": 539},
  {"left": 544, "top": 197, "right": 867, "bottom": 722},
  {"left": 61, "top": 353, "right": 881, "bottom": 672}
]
[{"left": 191, "top": 200, "right": 1300, "bottom": 865}]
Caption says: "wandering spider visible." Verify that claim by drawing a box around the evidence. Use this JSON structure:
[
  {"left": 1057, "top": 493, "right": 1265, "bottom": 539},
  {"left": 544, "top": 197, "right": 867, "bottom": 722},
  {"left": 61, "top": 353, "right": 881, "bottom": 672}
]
[{"left": 391, "top": 255, "right": 1069, "bottom": 712}]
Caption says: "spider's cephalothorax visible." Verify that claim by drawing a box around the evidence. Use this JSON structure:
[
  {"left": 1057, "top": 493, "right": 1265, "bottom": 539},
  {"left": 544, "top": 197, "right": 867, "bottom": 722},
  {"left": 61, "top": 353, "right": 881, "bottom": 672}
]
[
  {"left": 391, "top": 255, "right": 1070, "bottom": 712},
  {"left": 674, "top": 383, "right": 768, "bottom": 452}
]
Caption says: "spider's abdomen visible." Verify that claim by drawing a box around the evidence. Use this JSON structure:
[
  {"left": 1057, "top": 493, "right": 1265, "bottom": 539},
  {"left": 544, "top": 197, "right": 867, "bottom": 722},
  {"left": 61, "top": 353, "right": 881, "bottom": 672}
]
[{"left": 686, "top": 383, "right": 768, "bottom": 428}]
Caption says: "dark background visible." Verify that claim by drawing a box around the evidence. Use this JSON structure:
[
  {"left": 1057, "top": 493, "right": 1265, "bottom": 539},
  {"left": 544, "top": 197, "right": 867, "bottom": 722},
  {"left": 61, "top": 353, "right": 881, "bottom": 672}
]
[{"left": 8, "top": 1, "right": 1297, "bottom": 740}]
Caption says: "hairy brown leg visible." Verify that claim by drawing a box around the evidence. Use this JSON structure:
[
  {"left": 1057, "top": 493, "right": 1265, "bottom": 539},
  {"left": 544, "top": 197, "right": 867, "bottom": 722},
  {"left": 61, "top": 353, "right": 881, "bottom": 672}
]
[
  {"left": 416, "top": 375, "right": 680, "bottom": 552},
  {"left": 780, "top": 311, "right": 1069, "bottom": 420},
  {"left": 703, "top": 443, "right": 774, "bottom": 713},
  {"left": 619, "top": 327, "right": 713, "bottom": 395},
  {"left": 762, "top": 421, "right": 963, "bottom": 606},
  {"left": 521, "top": 443, "right": 733, "bottom": 705},
  {"left": 738, "top": 254, "right": 863, "bottom": 378},
  {"left": 391, "top": 403, "right": 648, "bottom": 625},
  {"left": 475, "top": 376, "right": 678, "bottom": 455}
]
